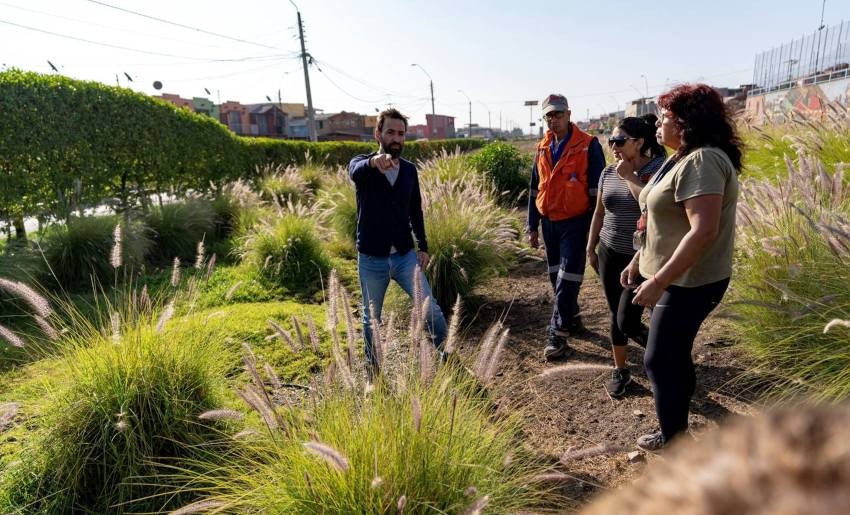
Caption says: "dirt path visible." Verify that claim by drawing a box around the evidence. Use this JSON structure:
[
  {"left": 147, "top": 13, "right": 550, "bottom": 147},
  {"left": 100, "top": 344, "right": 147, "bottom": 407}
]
[{"left": 458, "top": 256, "right": 757, "bottom": 511}]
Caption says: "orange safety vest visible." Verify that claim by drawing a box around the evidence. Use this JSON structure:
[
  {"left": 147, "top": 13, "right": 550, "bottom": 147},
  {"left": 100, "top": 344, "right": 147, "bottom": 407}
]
[{"left": 534, "top": 124, "right": 595, "bottom": 221}]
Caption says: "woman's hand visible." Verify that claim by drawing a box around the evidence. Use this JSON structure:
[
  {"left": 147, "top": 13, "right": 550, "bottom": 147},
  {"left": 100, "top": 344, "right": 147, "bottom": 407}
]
[
  {"left": 620, "top": 257, "right": 640, "bottom": 289},
  {"left": 586, "top": 248, "right": 599, "bottom": 274},
  {"left": 632, "top": 276, "right": 666, "bottom": 307}
]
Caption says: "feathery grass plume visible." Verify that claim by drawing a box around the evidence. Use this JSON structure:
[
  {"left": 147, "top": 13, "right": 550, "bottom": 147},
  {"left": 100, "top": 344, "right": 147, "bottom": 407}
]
[
  {"left": 33, "top": 315, "right": 59, "bottom": 340},
  {"left": 341, "top": 288, "right": 357, "bottom": 370},
  {"left": 481, "top": 327, "right": 509, "bottom": 383},
  {"left": 233, "top": 428, "right": 260, "bottom": 440},
  {"left": 268, "top": 319, "right": 297, "bottom": 351},
  {"left": 156, "top": 300, "right": 175, "bottom": 333},
  {"left": 411, "top": 395, "right": 422, "bottom": 432},
  {"left": 369, "top": 301, "right": 383, "bottom": 369},
  {"left": 823, "top": 319, "right": 850, "bottom": 334},
  {"left": 0, "top": 322, "right": 25, "bottom": 348},
  {"left": 291, "top": 315, "right": 306, "bottom": 349},
  {"left": 332, "top": 344, "right": 355, "bottom": 390},
  {"left": 326, "top": 270, "right": 341, "bottom": 332},
  {"left": 139, "top": 284, "right": 152, "bottom": 314},
  {"left": 444, "top": 295, "right": 462, "bottom": 354},
  {"left": 114, "top": 419, "right": 129, "bottom": 432},
  {"left": 473, "top": 322, "right": 502, "bottom": 379},
  {"left": 110, "top": 310, "right": 121, "bottom": 343},
  {"left": 204, "top": 253, "right": 217, "bottom": 281},
  {"left": 224, "top": 280, "right": 244, "bottom": 300},
  {"left": 463, "top": 495, "right": 490, "bottom": 515},
  {"left": 198, "top": 409, "right": 244, "bottom": 421},
  {"left": 464, "top": 486, "right": 478, "bottom": 497},
  {"left": 194, "top": 240, "right": 206, "bottom": 269},
  {"left": 264, "top": 362, "right": 283, "bottom": 390},
  {"left": 110, "top": 223, "right": 122, "bottom": 268},
  {"left": 530, "top": 472, "right": 572, "bottom": 484},
  {"left": 538, "top": 363, "right": 612, "bottom": 379},
  {"left": 0, "top": 277, "right": 52, "bottom": 318},
  {"left": 371, "top": 476, "right": 384, "bottom": 489},
  {"left": 502, "top": 451, "right": 513, "bottom": 467},
  {"left": 168, "top": 499, "right": 227, "bottom": 515},
  {"left": 419, "top": 328, "right": 434, "bottom": 385},
  {"left": 409, "top": 267, "right": 424, "bottom": 339},
  {"left": 171, "top": 257, "right": 182, "bottom": 286},
  {"left": 237, "top": 385, "right": 278, "bottom": 431},
  {"left": 306, "top": 314, "right": 321, "bottom": 353},
  {"left": 397, "top": 494, "right": 407, "bottom": 513},
  {"left": 560, "top": 443, "right": 627, "bottom": 463},
  {"left": 303, "top": 441, "right": 350, "bottom": 472},
  {"left": 0, "top": 402, "right": 20, "bottom": 430},
  {"left": 262, "top": 255, "right": 272, "bottom": 270}
]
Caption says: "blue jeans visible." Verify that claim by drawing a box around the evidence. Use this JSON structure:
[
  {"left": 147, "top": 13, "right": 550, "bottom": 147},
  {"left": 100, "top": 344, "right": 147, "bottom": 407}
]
[{"left": 358, "top": 250, "right": 448, "bottom": 365}]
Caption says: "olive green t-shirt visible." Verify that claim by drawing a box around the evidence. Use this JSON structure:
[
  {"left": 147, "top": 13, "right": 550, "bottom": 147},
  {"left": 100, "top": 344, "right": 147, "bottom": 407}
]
[{"left": 638, "top": 147, "right": 738, "bottom": 287}]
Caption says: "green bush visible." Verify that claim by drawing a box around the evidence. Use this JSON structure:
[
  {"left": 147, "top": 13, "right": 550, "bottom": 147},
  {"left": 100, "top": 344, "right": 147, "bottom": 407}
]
[
  {"left": 240, "top": 213, "right": 331, "bottom": 298},
  {"left": 423, "top": 179, "right": 523, "bottom": 308},
  {"left": 40, "top": 216, "right": 152, "bottom": 290},
  {"left": 316, "top": 184, "right": 358, "bottom": 258},
  {"left": 418, "top": 148, "right": 477, "bottom": 184},
  {"left": 0, "top": 316, "right": 233, "bottom": 513},
  {"left": 730, "top": 154, "right": 850, "bottom": 400},
  {"left": 145, "top": 200, "right": 216, "bottom": 264},
  {"left": 466, "top": 141, "right": 532, "bottom": 205}
]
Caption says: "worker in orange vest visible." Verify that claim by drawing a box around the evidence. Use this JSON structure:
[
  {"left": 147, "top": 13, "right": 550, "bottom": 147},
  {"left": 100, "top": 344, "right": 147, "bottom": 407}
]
[{"left": 527, "top": 93, "right": 605, "bottom": 360}]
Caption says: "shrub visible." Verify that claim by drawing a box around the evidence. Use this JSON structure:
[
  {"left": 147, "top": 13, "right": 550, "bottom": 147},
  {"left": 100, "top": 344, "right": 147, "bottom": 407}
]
[
  {"left": 145, "top": 200, "right": 216, "bottom": 264},
  {"left": 239, "top": 211, "right": 331, "bottom": 298},
  {"left": 0, "top": 314, "right": 233, "bottom": 513},
  {"left": 730, "top": 153, "right": 850, "bottom": 400},
  {"left": 316, "top": 184, "right": 358, "bottom": 258},
  {"left": 418, "top": 148, "right": 476, "bottom": 184},
  {"left": 40, "top": 216, "right": 152, "bottom": 290},
  {"left": 466, "top": 141, "right": 532, "bottom": 205},
  {"left": 423, "top": 179, "right": 524, "bottom": 308}
]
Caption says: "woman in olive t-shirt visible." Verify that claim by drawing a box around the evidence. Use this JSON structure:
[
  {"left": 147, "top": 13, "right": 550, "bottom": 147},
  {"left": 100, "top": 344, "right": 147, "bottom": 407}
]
[{"left": 620, "top": 84, "right": 743, "bottom": 451}]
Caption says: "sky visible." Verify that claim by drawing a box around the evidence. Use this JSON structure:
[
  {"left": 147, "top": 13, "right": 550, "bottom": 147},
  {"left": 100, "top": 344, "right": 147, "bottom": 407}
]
[{"left": 3, "top": 0, "right": 850, "bottom": 134}]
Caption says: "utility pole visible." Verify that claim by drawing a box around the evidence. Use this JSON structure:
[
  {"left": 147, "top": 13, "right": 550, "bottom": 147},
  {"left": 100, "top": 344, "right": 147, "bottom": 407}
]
[
  {"left": 411, "top": 64, "right": 436, "bottom": 136},
  {"left": 290, "top": 1, "right": 317, "bottom": 142},
  {"left": 814, "top": 0, "right": 827, "bottom": 73},
  {"left": 458, "top": 89, "right": 472, "bottom": 137}
]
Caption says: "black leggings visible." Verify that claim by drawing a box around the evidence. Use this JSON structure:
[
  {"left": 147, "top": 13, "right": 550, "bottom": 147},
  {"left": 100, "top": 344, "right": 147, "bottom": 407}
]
[
  {"left": 596, "top": 243, "right": 647, "bottom": 347},
  {"left": 643, "top": 277, "right": 730, "bottom": 442}
]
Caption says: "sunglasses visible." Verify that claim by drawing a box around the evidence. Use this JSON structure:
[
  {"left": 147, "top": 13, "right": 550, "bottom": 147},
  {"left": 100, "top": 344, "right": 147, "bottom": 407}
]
[{"left": 608, "top": 136, "right": 638, "bottom": 147}]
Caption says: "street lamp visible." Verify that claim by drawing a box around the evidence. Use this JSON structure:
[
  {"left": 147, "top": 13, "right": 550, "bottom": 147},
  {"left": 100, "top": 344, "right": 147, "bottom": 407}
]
[
  {"left": 411, "top": 63, "right": 436, "bottom": 136},
  {"left": 477, "top": 100, "right": 491, "bottom": 137},
  {"left": 458, "top": 89, "right": 472, "bottom": 138}
]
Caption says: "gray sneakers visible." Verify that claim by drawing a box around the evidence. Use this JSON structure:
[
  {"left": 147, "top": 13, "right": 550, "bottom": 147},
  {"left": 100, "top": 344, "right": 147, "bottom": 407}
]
[
  {"left": 637, "top": 431, "right": 666, "bottom": 451},
  {"left": 605, "top": 368, "right": 632, "bottom": 397}
]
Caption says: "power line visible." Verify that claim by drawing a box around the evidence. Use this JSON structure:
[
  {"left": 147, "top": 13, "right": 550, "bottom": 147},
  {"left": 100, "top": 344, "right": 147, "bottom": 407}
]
[
  {"left": 0, "top": 1, "right": 234, "bottom": 51},
  {"left": 0, "top": 19, "right": 290, "bottom": 62},
  {"left": 84, "top": 0, "right": 288, "bottom": 52}
]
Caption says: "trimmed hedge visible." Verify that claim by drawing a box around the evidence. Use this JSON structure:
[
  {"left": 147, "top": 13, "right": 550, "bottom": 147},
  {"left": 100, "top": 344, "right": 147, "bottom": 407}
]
[{"left": 0, "top": 70, "right": 484, "bottom": 226}]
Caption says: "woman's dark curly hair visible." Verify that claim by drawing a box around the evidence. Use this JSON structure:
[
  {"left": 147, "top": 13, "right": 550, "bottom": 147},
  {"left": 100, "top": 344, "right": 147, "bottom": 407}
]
[{"left": 657, "top": 84, "right": 743, "bottom": 171}]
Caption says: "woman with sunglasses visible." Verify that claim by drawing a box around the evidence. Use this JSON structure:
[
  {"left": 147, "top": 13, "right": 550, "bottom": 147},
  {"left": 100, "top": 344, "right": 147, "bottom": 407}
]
[
  {"left": 622, "top": 84, "right": 742, "bottom": 451},
  {"left": 586, "top": 115, "right": 665, "bottom": 398}
]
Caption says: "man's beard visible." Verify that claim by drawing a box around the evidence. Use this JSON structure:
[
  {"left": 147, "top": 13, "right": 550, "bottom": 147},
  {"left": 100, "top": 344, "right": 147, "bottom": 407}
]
[{"left": 382, "top": 141, "right": 403, "bottom": 159}]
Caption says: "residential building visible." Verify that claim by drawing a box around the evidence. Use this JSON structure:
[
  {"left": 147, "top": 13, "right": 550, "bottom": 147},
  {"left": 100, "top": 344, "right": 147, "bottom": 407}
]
[
  {"left": 319, "top": 111, "right": 370, "bottom": 141},
  {"left": 286, "top": 117, "right": 310, "bottom": 139},
  {"left": 625, "top": 98, "right": 657, "bottom": 118},
  {"left": 425, "top": 114, "right": 456, "bottom": 139},
  {"left": 407, "top": 124, "right": 428, "bottom": 139},
  {"left": 219, "top": 101, "right": 251, "bottom": 135},
  {"left": 245, "top": 103, "right": 287, "bottom": 138}
]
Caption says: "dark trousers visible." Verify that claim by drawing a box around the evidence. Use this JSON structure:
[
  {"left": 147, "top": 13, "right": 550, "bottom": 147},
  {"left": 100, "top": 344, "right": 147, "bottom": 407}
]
[
  {"left": 596, "top": 243, "right": 647, "bottom": 347},
  {"left": 541, "top": 215, "right": 590, "bottom": 332},
  {"left": 643, "top": 277, "right": 730, "bottom": 442}
]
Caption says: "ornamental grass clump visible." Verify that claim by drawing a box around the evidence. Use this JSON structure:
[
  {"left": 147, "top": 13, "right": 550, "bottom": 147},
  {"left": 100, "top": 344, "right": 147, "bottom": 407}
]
[
  {"left": 730, "top": 152, "right": 850, "bottom": 400},
  {"left": 258, "top": 163, "right": 311, "bottom": 205},
  {"left": 239, "top": 205, "right": 331, "bottom": 298},
  {"left": 145, "top": 200, "right": 216, "bottom": 264},
  {"left": 422, "top": 177, "right": 524, "bottom": 308},
  {"left": 167, "top": 270, "right": 563, "bottom": 514},
  {"left": 40, "top": 215, "right": 152, "bottom": 290},
  {"left": 0, "top": 307, "right": 234, "bottom": 514}
]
